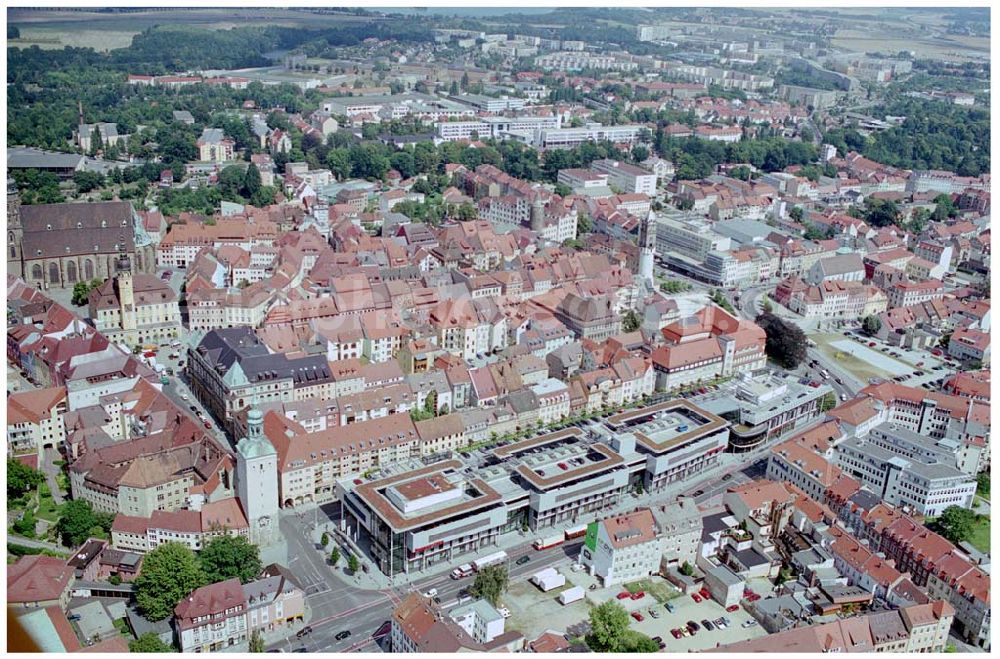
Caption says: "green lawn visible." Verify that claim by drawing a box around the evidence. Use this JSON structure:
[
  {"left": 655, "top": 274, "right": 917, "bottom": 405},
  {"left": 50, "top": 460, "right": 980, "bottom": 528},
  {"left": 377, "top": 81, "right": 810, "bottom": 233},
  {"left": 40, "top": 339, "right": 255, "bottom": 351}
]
[
  {"left": 968, "top": 516, "right": 990, "bottom": 553},
  {"left": 623, "top": 578, "right": 679, "bottom": 603},
  {"left": 36, "top": 484, "right": 62, "bottom": 523}
]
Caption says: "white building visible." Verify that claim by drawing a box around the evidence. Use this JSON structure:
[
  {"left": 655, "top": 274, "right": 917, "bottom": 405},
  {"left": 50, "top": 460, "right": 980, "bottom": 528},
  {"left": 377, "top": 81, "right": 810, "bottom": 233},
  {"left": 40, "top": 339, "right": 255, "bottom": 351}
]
[
  {"left": 579, "top": 508, "right": 662, "bottom": 587},
  {"left": 834, "top": 436, "right": 976, "bottom": 517},
  {"left": 590, "top": 159, "right": 658, "bottom": 195},
  {"left": 449, "top": 599, "right": 506, "bottom": 644},
  {"left": 529, "top": 124, "right": 643, "bottom": 150}
]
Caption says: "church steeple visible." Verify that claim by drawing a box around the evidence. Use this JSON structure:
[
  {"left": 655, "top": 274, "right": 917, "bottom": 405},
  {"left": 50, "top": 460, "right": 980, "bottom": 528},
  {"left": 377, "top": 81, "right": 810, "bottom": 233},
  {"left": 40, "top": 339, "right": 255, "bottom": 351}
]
[{"left": 7, "top": 179, "right": 23, "bottom": 277}]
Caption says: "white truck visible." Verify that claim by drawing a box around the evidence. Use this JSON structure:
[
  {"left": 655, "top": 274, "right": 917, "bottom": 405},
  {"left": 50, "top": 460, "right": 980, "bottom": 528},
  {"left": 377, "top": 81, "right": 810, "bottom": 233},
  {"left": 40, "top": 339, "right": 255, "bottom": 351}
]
[
  {"left": 558, "top": 586, "right": 585, "bottom": 605},
  {"left": 472, "top": 551, "right": 508, "bottom": 572}
]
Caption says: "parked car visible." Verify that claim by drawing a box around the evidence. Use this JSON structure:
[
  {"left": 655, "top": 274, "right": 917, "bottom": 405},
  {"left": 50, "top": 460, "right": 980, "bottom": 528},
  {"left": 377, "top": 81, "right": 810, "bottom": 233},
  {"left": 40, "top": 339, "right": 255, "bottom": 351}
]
[
  {"left": 742, "top": 620, "right": 758, "bottom": 628},
  {"left": 698, "top": 588, "right": 711, "bottom": 600},
  {"left": 630, "top": 591, "right": 644, "bottom": 600},
  {"left": 617, "top": 592, "right": 632, "bottom": 600},
  {"left": 648, "top": 608, "right": 660, "bottom": 618},
  {"left": 726, "top": 604, "right": 740, "bottom": 612},
  {"left": 691, "top": 593, "right": 702, "bottom": 603},
  {"left": 687, "top": 621, "right": 700, "bottom": 632},
  {"left": 296, "top": 626, "right": 313, "bottom": 639},
  {"left": 631, "top": 612, "right": 644, "bottom": 622},
  {"left": 670, "top": 629, "right": 683, "bottom": 639},
  {"left": 664, "top": 602, "right": 675, "bottom": 613},
  {"left": 702, "top": 619, "right": 714, "bottom": 631},
  {"left": 67, "top": 614, "right": 81, "bottom": 621},
  {"left": 203, "top": 421, "right": 212, "bottom": 429}
]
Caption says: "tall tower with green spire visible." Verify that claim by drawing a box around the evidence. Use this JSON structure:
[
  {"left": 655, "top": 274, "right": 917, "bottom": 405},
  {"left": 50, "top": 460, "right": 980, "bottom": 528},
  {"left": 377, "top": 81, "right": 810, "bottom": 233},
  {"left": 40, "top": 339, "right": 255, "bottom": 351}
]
[{"left": 236, "top": 405, "right": 279, "bottom": 546}]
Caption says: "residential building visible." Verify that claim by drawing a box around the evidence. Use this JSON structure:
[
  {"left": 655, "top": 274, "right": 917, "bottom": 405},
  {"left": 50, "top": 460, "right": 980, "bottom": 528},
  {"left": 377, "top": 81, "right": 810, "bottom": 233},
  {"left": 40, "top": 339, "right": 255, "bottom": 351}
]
[
  {"left": 174, "top": 578, "right": 248, "bottom": 652},
  {"left": 579, "top": 509, "right": 661, "bottom": 587}
]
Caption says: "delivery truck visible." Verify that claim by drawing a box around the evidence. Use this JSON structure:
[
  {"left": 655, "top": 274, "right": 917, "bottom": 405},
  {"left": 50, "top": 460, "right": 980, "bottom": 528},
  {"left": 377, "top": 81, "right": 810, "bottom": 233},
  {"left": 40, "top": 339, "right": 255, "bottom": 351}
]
[{"left": 533, "top": 534, "right": 565, "bottom": 550}]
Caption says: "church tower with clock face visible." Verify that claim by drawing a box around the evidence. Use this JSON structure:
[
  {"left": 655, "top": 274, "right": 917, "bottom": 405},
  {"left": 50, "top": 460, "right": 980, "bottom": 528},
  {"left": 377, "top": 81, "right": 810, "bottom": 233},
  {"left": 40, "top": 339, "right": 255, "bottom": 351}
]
[{"left": 235, "top": 406, "right": 279, "bottom": 547}]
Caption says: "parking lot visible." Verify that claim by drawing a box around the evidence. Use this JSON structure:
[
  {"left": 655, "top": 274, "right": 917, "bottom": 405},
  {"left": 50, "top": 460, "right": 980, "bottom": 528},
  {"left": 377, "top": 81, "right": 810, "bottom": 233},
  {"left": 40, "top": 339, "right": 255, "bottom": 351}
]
[{"left": 500, "top": 560, "right": 770, "bottom": 653}]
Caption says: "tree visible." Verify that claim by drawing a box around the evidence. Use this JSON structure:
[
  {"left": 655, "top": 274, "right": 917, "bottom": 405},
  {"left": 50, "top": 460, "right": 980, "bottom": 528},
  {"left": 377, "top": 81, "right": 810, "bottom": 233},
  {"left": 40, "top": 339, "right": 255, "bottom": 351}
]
[
  {"left": 347, "top": 553, "right": 360, "bottom": 574},
  {"left": 12, "top": 509, "right": 37, "bottom": 537},
  {"left": 976, "top": 472, "right": 989, "bottom": 499},
  {"left": 135, "top": 542, "right": 207, "bottom": 621},
  {"left": 553, "top": 182, "right": 573, "bottom": 197},
  {"left": 320, "top": 532, "right": 329, "bottom": 547},
  {"left": 679, "top": 561, "right": 695, "bottom": 577},
  {"left": 56, "top": 499, "right": 113, "bottom": 547},
  {"left": 73, "top": 170, "right": 105, "bottom": 194},
  {"left": 242, "top": 164, "right": 262, "bottom": 200},
  {"left": 863, "top": 198, "right": 902, "bottom": 228},
  {"left": 199, "top": 535, "right": 262, "bottom": 585},
  {"left": 89, "top": 127, "right": 104, "bottom": 156},
  {"left": 788, "top": 206, "right": 803, "bottom": 224},
  {"left": 8, "top": 459, "right": 44, "bottom": 499},
  {"left": 862, "top": 315, "right": 882, "bottom": 336},
  {"left": 218, "top": 165, "right": 247, "bottom": 202},
  {"left": 71, "top": 280, "right": 99, "bottom": 306},
  {"left": 326, "top": 148, "right": 352, "bottom": 181},
  {"left": 819, "top": 392, "right": 837, "bottom": 412},
  {"left": 470, "top": 564, "right": 509, "bottom": 607},
  {"left": 249, "top": 630, "right": 266, "bottom": 653},
  {"left": 349, "top": 143, "right": 390, "bottom": 180},
  {"left": 129, "top": 633, "right": 174, "bottom": 653},
  {"left": 761, "top": 298, "right": 774, "bottom": 314},
  {"left": 933, "top": 506, "right": 977, "bottom": 545},
  {"left": 586, "top": 601, "right": 631, "bottom": 652},
  {"left": 756, "top": 312, "right": 807, "bottom": 369},
  {"left": 622, "top": 309, "right": 641, "bottom": 333},
  {"left": 330, "top": 546, "right": 341, "bottom": 566}
]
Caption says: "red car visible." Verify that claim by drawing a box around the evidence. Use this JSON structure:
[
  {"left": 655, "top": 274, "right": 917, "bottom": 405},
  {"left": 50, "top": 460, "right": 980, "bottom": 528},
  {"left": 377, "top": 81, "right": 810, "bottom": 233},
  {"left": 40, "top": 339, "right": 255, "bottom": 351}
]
[
  {"left": 143, "top": 351, "right": 157, "bottom": 358},
  {"left": 691, "top": 593, "right": 702, "bottom": 603},
  {"left": 699, "top": 588, "right": 711, "bottom": 600},
  {"left": 617, "top": 592, "right": 632, "bottom": 600},
  {"left": 557, "top": 462, "right": 569, "bottom": 470},
  {"left": 630, "top": 591, "right": 645, "bottom": 600},
  {"left": 670, "top": 629, "right": 683, "bottom": 639},
  {"left": 631, "top": 612, "right": 644, "bottom": 622},
  {"left": 726, "top": 604, "right": 740, "bottom": 612},
  {"left": 868, "top": 341, "right": 877, "bottom": 347},
  {"left": 203, "top": 421, "right": 212, "bottom": 429},
  {"left": 931, "top": 348, "right": 943, "bottom": 356}
]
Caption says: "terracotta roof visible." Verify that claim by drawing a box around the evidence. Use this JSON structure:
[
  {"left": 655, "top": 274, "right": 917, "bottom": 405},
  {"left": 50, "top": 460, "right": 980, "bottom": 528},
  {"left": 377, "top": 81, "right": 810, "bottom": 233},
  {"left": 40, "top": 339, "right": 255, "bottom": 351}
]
[
  {"left": 603, "top": 508, "right": 657, "bottom": 549},
  {"left": 174, "top": 578, "right": 246, "bottom": 630},
  {"left": 7, "top": 555, "right": 73, "bottom": 603}
]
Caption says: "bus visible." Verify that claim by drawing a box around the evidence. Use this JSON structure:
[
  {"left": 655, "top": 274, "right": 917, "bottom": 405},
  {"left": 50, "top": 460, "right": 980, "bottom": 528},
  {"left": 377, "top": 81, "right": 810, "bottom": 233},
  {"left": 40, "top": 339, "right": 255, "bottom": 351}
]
[
  {"left": 564, "top": 524, "right": 588, "bottom": 541},
  {"left": 472, "top": 551, "right": 508, "bottom": 572}
]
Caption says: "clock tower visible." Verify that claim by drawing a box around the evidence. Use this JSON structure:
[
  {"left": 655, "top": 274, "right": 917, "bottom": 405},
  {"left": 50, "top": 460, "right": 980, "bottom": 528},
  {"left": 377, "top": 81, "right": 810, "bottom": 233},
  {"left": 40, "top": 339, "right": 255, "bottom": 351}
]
[{"left": 236, "top": 406, "right": 280, "bottom": 547}]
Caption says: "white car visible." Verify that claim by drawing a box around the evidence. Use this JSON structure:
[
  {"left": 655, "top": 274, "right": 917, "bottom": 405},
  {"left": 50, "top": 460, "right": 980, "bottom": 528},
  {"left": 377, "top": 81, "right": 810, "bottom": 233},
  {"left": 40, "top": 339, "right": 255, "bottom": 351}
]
[
  {"left": 423, "top": 588, "right": 438, "bottom": 598},
  {"left": 182, "top": 394, "right": 189, "bottom": 401}
]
